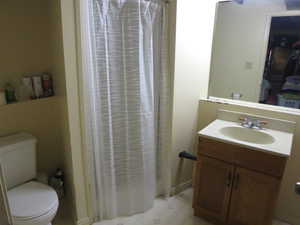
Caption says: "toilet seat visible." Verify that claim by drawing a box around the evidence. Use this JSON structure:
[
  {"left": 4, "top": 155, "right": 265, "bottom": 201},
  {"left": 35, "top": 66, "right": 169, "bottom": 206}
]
[
  {"left": 13, "top": 203, "right": 58, "bottom": 225},
  {"left": 7, "top": 181, "right": 59, "bottom": 225}
]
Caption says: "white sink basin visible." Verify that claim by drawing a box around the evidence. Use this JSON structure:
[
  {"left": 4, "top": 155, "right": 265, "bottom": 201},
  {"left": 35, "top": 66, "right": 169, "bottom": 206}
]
[
  {"left": 220, "top": 126, "right": 275, "bottom": 145},
  {"left": 198, "top": 114, "right": 295, "bottom": 157}
]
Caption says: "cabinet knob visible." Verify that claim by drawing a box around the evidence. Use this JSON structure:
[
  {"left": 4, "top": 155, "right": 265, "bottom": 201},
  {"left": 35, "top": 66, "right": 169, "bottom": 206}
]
[
  {"left": 227, "top": 171, "right": 232, "bottom": 187},
  {"left": 234, "top": 173, "right": 240, "bottom": 190}
]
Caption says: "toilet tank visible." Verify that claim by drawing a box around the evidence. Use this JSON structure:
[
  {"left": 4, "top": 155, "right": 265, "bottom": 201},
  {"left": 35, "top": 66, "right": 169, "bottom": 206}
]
[{"left": 0, "top": 133, "right": 37, "bottom": 189}]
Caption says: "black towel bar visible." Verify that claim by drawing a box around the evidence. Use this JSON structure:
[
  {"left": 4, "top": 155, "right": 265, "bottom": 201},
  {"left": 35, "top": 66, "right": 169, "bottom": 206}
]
[{"left": 178, "top": 151, "right": 197, "bottom": 161}]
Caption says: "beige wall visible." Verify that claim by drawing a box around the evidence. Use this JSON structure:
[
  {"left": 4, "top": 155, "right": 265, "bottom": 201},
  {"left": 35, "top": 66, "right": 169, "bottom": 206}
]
[
  {"left": 49, "top": 0, "right": 77, "bottom": 220},
  {"left": 209, "top": 0, "right": 289, "bottom": 102},
  {"left": 0, "top": 0, "right": 66, "bottom": 95},
  {"left": 171, "top": 0, "right": 218, "bottom": 189},
  {"left": 0, "top": 0, "right": 58, "bottom": 89},
  {"left": 198, "top": 100, "right": 300, "bottom": 224},
  {"left": 0, "top": 0, "right": 69, "bottom": 175},
  {"left": 49, "top": 0, "right": 67, "bottom": 97},
  {"left": 60, "top": 0, "right": 90, "bottom": 223},
  {"left": 0, "top": 0, "right": 76, "bottom": 221},
  {"left": 0, "top": 97, "right": 65, "bottom": 174},
  {"left": 0, "top": 0, "right": 52, "bottom": 90}
]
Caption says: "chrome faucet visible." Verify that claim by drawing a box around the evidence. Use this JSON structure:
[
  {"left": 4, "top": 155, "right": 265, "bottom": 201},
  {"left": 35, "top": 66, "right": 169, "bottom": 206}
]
[{"left": 239, "top": 117, "right": 267, "bottom": 130}]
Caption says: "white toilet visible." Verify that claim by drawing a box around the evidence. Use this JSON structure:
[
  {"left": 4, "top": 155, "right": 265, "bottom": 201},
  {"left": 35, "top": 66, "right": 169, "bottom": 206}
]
[{"left": 0, "top": 133, "right": 59, "bottom": 225}]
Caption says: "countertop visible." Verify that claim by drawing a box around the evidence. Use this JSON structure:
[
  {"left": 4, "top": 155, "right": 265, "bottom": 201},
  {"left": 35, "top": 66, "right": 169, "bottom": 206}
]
[{"left": 198, "top": 119, "right": 294, "bottom": 157}]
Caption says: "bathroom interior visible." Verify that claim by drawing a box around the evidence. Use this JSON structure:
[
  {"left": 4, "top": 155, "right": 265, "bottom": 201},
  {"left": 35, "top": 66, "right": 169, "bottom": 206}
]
[{"left": 0, "top": 0, "right": 300, "bottom": 225}]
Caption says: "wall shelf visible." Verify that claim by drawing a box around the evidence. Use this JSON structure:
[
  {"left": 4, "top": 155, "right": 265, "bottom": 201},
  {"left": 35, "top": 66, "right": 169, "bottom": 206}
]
[{"left": 0, "top": 96, "right": 61, "bottom": 110}]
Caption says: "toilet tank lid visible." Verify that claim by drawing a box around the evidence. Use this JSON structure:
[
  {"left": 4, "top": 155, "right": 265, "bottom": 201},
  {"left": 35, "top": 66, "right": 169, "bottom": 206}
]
[{"left": 0, "top": 133, "right": 37, "bottom": 153}]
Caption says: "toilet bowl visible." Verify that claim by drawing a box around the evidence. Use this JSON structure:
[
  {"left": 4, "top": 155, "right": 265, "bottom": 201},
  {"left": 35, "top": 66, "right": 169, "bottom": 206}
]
[
  {"left": 0, "top": 133, "right": 59, "bottom": 225},
  {"left": 8, "top": 181, "right": 59, "bottom": 225}
]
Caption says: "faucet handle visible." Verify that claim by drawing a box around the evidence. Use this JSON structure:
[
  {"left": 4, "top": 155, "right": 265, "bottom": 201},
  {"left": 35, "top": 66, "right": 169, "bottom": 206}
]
[
  {"left": 239, "top": 117, "right": 267, "bottom": 124},
  {"left": 239, "top": 117, "right": 253, "bottom": 128},
  {"left": 239, "top": 117, "right": 248, "bottom": 122},
  {"left": 239, "top": 117, "right": 252, "bottom": 124},
  {"left": 252, "top": 120, "right": 268, "bottom": 130},
  {"left": 261, "top": 121, "right": 268, "bottom": 125},
  {"left": 238, "top": 117, "right": 267, "bottom": 129},
  {"left": 255, "top": 120, "right": 268, "bottom": 126}
]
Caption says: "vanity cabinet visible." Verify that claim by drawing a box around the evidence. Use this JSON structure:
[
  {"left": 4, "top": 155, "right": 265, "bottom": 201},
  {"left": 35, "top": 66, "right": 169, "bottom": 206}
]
[
  {"left": 228, "top": 167, "right": 280, "bottom": 225},
  {"left": 194, "top": 156, "right": 233, "bottom": 223},
  {"left": 194, "top": 138, "right": 287, "bottom": 225}
]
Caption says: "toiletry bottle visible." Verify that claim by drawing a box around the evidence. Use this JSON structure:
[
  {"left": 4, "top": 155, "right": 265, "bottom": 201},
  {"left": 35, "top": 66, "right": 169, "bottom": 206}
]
[
  {"left": 32, "top": 75, "right": 43, "bottom": 98},
  {"left": 49, "top": 168, "right": 65, "bottom": 199},
  {"left": 42, "top": 74, "right": 54, "bottom": 97},
  {"left": 20, "top": 76, "right": 34, "bottom": 101},
  {"left": 0, "top": 89, "right": 7, "bottom": 106},
  {"left": 4, "top": 83, "right": 17, "bottom": 104}
]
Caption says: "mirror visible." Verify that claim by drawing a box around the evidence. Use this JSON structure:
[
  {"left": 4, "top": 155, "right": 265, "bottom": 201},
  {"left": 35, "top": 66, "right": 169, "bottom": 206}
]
[{"left": 209, "top": 0, "right": 300, "bottom": 110}]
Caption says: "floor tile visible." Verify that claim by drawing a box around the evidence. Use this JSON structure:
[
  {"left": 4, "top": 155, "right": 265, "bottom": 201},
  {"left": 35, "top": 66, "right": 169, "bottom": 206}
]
[
  {"left": 54, "top": 188, "right": 291, "bottom": 225},
  {"left": 94, "top": 188, "right": 290, "bottom": 225}
]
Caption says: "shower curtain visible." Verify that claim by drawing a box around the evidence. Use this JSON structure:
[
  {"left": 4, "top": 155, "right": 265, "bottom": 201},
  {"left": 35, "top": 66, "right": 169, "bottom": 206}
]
[
  {"left": 80, "top": 0, "right": 172, "bottom": 221},
  {"left": 0, "top": 164, "right": 12, "bottom": 225}
]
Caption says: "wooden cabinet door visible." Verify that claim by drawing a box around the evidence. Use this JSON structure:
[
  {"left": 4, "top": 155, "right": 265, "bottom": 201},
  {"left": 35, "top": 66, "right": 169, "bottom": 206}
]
[
  {"left": 194, "top": 156, "right": 234, "bottom": 223},
  {"left": 228, "top": 167, "right": 280, "bottom": 225}
]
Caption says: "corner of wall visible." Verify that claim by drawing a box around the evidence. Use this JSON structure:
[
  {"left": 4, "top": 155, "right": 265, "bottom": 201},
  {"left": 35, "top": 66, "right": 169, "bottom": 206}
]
[{"left": 60, "top": 0, "right": 90, "bottom": 222}]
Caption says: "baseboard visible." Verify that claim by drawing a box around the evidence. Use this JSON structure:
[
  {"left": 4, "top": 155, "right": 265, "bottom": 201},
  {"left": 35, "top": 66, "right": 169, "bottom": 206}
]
[
  {"left": 171, "top": 180, "right": 192, "bottom": 196},
  {"left": 77, "top": 217, "right": 92, "bottom": 225}
]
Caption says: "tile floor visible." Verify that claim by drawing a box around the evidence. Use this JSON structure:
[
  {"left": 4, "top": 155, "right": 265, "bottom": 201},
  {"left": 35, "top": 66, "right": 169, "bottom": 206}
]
[
  {"left": 53, "top": 200, "right": 75, "bottom": 225},
  {"left": 53, "top": 188, "right": 291, "bottom": 225},
  {"left": 93, "top": 189, "right": 291, "bottom": 225}
]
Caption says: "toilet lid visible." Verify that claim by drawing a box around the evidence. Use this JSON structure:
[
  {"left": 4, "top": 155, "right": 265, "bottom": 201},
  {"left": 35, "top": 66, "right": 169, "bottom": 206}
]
[{"left": 7, "top": 181, "right": 58, "bottom": 219}]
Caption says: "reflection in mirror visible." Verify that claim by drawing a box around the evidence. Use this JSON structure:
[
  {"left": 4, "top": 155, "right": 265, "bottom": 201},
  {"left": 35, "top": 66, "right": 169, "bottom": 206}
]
[
  {"left": 262, "top": 16, "right": 300, "bottom": 108},
  {"left": 209, "top": 0, "right": 300, "bottom": 110}
]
